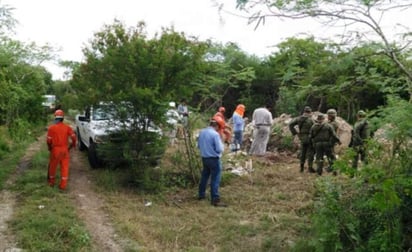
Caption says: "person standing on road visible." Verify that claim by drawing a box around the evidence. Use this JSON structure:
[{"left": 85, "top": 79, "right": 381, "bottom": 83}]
[
  {"left": 249, "top": 104, "right": 273, "bottom": 156},
  {"left": 47, "top": 109, "right": 77, "bottom": 190},
  {"left": 231, "top": 104, "right": 246, "bottom": 151},
  {"left": 197, "top": 116, "right": 227, "bottom": 207},
  {"left": 350, "top": 110, "right": 370, "bottom": 169},
  {"left": 288, "top": 106, "right": 315, "bottom": 173},
  {"left": 310, "top": 113, "right": 341, "bottom": 175}
]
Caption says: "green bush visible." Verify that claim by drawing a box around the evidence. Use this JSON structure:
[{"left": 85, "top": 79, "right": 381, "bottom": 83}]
[
  {"left": 8, "top": 119, "right": 32, "bottom": 142},
  {"left": 0, "top": 137, "right": 11, "bottom": 159}
]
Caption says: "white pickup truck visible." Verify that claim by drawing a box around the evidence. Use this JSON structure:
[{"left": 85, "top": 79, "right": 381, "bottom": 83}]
[{"left": 75, "top": 103, "right": 162, "bottom": 168}]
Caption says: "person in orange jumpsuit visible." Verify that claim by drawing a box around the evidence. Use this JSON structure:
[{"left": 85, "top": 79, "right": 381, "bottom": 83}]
[
  {"left": 214, "top": 107, "right": 232, "bottom": 143},
  {"left": 212, "top": 115, "right": 226, "bottom": 142},
  {"left": 47, "top": 109, "right": 76, "bottom": 190},
  {"left": 214, "top": 106, "right": 226, "bottom": 121}
]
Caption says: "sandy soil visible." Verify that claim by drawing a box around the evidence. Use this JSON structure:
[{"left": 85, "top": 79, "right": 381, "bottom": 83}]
[{"left": 68, "top": 149, "right": 123, "bottom": 251}]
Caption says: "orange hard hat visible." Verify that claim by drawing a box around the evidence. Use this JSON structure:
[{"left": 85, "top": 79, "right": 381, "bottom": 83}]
[
  {"left": 212, "top": 115, "right": 225, "bottom": 129},
  {"left": 218, "top": 106, "right": 226, "bottom": 113},
  {"left": 54, "top": 109, "right": 64, "bottom": 119}
]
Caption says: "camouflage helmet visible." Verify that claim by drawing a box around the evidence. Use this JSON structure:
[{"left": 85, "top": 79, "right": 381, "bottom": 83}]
[
  {"left": 357, "top": 110, "right": 366, "bottom": 117},
  {"left": 327, "top": 109, "right": 337, "bottom": 116},
  {"left": 316, "top": 113, "right": 325, "bottom": 122},
  {"left": 303, "top": 106, "right": 312, "bottom": 113}
]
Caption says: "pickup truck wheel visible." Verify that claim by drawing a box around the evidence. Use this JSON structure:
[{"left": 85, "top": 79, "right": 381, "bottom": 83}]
[
  {"left": 76, "top": 129, "right": 87, "bottom": 151},
  {"left": 88, "top": 141, "right": 101, "bottom": 169}
]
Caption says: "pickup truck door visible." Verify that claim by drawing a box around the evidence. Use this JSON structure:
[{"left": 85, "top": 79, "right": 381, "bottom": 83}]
[{"left": 79, "top": 108, "right": 91, "bottom": 146}]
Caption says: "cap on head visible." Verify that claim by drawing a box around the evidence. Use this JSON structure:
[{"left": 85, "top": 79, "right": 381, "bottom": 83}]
[
  {"left": 218, "top": 106, "right": 226, "bottom": 113},
  {"left": 357, "top": 110, "right": 366, "bottom": 117},
  {"left": 54, "top": 109, "right": 64, "bottom": 119},
  {"left": 327, "top": 109, "right": 337, "bottom": 116},
  {"left": 316, "top": 113, "right": 325, "bottom": 122},
  {"left": 304, "top": 106, "right": 312, "bottom": 113}
]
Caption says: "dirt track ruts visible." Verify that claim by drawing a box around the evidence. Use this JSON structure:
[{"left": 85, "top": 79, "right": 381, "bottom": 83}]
[{"left": 0, "top": 128, "right": 124, "bottom": 251}]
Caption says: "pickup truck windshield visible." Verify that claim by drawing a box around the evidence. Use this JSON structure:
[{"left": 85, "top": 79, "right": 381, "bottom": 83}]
[{"left": 92, "top": 106, "right": 116, "bottom": 121}]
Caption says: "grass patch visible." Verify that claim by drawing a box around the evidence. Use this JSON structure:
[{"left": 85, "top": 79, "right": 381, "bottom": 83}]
[
  {"left": 0, "top": 126, "right": 38, "bottom": 190},
  {"left": 91, "top": 140, "right": 316, "bottom": 251},
  {"left": 10, "top": 149, "right": 92, "bottom": 251},
  {"left": 0, "top": 150, "right": 22, "bottom": 190}
]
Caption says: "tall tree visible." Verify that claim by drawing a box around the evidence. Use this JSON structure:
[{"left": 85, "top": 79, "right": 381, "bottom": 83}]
[
  {"left": 0, "top": 3, "right": 54, "bottom": 126},
  {"left": 234, "top": 0, "right": 412, "bottom": 100},
  {"left": 196, "top": 42, "right": 256, "bottom": 114},
  {"left": 268, "top": 37, "right": 408, "bottom": 120},
  {"left": 269, "top": 37, "right": 335, "bottom": 113},
  {"left": 0, "top": 3, "right": 16, "bottom": 37}
]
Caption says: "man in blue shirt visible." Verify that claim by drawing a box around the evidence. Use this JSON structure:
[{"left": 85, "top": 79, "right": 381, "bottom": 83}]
[{"left": 198, "top": 116, "right": 227, "bottom": 207}]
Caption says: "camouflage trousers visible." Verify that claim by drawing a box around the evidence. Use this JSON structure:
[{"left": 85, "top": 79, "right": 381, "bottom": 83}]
[
  {"left": 352, "top": 145, "right": 367, "bottom": 169},
  {"left": 299, "top": 142, "right": 314, "bottom": 169},
  {"left": 314, "top": 141, "right": 335, "bottom": 175}
]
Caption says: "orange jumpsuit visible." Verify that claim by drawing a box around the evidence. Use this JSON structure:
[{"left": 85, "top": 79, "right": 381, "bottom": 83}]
[
  {"left": 47, "top": 121, "right": 76, "bottom": 190},
  {"left": 213, "top": 112, "right": 232, "bottom": 143}
]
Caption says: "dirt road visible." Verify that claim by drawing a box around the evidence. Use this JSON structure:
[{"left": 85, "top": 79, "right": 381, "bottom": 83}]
[
  {"left": 0, "top": 133, "right": 123, "bottom": 251},
  {"left": 68, "top": 149, "right": 123, "bottom": 251}
]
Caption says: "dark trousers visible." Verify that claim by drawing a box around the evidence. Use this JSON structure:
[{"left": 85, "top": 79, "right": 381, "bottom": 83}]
[
  {"left": 353, "top": 145, "right": 367, "bottom": 168},
  {"left": 199, "top": 157, "right": 222, "bottom": 203},
  {"left": 314, "top": 142, "right": 335, "bottom": 174}
]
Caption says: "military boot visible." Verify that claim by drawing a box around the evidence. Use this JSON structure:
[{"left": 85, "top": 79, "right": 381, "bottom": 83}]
[{"left": 308, "top": 161, "right": 316, "bottom": 173}]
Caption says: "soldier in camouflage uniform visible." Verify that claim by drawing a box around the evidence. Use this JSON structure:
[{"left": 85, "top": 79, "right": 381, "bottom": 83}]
[
  {"left": 326, "top": 109, "right": 340, "bottom": 172},
  {"left": 327, "top": 109, "right": 339, "bottom": 133},
  {"left": 350, "top": 110, "right": 369, "bottom": 168},
  {"left": 310, "top": 113, "right": 341, "bottom": 175},
  {"left": 289, "top": 106, "right": 315, "bottom": 173}
]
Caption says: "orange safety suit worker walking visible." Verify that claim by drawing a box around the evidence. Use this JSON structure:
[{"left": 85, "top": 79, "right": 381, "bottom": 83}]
[{"left": 47, "top": 109, "right": 76, "bottom": 190}]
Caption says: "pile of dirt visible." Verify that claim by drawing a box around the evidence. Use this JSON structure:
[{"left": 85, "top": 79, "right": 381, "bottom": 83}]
[
  {"left": 329, "top": 115, "right": 353, "bottom": 153},
  {"left": 373, "top": 124, "right": 412, "bottom": 160}
]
